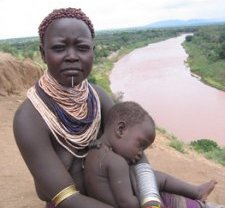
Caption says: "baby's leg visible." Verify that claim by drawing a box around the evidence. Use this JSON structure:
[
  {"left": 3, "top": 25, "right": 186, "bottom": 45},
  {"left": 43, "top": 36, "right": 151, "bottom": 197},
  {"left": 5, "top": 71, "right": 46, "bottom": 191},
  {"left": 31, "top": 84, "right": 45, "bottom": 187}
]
[{"left": 154, "top": 170, "right": 216, "bottom": 200}]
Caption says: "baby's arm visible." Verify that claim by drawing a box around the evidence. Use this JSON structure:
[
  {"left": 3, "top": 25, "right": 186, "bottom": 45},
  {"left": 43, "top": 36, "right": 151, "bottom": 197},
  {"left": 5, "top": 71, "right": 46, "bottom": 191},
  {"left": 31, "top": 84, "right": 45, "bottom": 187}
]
[{"left": 107, "top": 153, "right": 139, "bottom": 208}]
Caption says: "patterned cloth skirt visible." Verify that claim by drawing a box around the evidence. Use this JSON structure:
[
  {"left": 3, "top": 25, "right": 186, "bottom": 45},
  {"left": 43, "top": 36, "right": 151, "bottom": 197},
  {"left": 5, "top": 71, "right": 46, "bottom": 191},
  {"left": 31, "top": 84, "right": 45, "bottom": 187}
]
[{"left": 161, "top": 193, "right": 225, "bottom": 208}]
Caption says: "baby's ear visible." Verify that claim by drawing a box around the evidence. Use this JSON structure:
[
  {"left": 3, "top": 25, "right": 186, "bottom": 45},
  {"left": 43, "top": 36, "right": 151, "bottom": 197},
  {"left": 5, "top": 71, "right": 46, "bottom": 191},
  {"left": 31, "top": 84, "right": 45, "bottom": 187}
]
[{"left": 115, "top": 121, "right": 126, "bottom": 138}]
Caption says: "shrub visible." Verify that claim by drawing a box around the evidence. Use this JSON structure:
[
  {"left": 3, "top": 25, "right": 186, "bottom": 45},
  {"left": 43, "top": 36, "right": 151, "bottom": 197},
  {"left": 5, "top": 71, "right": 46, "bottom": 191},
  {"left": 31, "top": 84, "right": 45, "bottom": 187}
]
[
  {"left": 190, "top": 139, "right": 220, "bottom": 153},
  {"left": 169, "top": 136, "right": 186, "bottom": 153},
  {"left": 185, "top": 35, "right": 193, "bottom": 42},
  {"left": 218, "top": 42, "right": 225, "bottom": 59},
  {"left": 205, "top": 148, "right": 225, "bottom": 166},
  {"left": 88, "top": 73, "right": 97, "bottom": 84}
]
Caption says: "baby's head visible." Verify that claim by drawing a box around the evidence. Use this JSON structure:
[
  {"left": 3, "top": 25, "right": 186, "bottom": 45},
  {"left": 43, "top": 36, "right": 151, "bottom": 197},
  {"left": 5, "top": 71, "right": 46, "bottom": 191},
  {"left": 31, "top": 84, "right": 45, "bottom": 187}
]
[{"left": 105, "top": 101, "right": 155, "bottom": 164}]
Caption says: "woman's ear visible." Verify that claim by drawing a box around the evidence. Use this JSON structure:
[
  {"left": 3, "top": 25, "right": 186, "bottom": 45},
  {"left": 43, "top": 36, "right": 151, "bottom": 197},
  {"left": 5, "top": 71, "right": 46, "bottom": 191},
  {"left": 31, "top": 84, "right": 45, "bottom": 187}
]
[
  {"left": 39, "top": 45, "right": 46, "bottom": 63},
  {"left": 92, "top": 39, "right": 96, "bottom": 50},
  {"left": 115, "top": 121, "right": 126, "bottom": 138}
]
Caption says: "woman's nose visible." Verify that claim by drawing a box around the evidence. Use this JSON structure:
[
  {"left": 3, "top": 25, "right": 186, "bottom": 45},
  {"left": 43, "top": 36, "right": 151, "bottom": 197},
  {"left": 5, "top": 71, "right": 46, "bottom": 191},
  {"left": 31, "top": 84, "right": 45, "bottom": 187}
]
[{"left": 66, "top": 48, "right": 78, "bottom": 61}]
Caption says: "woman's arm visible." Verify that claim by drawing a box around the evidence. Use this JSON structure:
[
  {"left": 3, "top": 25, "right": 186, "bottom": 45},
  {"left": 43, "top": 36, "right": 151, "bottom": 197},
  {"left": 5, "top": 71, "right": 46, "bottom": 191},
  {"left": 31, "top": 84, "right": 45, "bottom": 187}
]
[{"left": 13, "top": 100, "right": 113, "bottom": 208}]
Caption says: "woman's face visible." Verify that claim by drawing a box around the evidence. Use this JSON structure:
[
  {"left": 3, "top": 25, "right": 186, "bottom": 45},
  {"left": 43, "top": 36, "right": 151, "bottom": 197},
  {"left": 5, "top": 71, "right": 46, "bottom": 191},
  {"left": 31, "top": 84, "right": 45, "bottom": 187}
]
[{"left": 40, "top": 18, "right": 94, "bottom": 87}]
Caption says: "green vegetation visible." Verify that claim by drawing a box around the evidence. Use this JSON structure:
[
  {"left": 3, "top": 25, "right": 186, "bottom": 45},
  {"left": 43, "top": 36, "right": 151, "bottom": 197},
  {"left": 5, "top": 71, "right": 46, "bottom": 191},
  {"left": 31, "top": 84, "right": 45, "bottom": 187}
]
[
  {"left": 183, "top": 25, "right": 225, "bottom": 91},
  {"left": 190, "top": 139, "right": 225, "bottom": 166},
  {"left": 190, "top": 139, "right": 219, "bottom": 152},
  {"left": 169, "top": 137, "right": 186, "bottom": 153},
  {"left": 0, "top": 37, "right": 39, "bottom": 59},
  {"left": 157, "top": 127, "right": 225, "bottom": 166},
  {"left": 0, "top": 27, "right": 193, "bottom": 94},
  {"left": 157, "top": 126, "right": 186, "bottom": 153},
  {"left": 2, "top": 25, "right": 225, "bottom": 93}
]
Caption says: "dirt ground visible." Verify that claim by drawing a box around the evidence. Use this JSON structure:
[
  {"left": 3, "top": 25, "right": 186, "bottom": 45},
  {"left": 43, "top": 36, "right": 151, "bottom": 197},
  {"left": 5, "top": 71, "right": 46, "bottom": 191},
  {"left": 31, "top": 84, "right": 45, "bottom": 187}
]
[{"left": 0, "top": 92, "right": 225, "bottom": 208}]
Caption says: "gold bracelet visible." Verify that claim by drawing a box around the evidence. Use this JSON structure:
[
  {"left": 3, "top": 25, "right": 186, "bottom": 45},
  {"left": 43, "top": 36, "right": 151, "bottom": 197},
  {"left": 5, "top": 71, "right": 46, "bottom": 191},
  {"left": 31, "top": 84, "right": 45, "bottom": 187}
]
[{"left": 52, "top": 185, "right": 79, "bottom": 207}]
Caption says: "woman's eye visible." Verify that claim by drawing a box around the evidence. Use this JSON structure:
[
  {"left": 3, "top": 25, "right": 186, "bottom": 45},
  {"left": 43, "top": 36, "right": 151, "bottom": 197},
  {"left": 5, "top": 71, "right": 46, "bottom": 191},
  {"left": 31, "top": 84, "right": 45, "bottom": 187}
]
[
  {"left": 52, "top": 45, "right": 65, "bottom": 52},
  {"left": 78, "top": 45, "right": 91, "bottom": 51}
]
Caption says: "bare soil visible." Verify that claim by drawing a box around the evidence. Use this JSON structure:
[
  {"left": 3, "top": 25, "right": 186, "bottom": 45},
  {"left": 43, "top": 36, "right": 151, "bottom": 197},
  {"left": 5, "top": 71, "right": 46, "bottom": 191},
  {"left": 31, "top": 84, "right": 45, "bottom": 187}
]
[{"left": 0, "top": 52, "right": 224, "bottom": 207}]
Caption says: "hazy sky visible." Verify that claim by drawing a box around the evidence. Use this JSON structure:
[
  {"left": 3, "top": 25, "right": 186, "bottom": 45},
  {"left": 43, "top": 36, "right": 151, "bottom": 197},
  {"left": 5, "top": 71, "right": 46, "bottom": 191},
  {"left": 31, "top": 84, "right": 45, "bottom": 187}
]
[{"left": 0, "top": 0, "right": 225, "bottom": 39}]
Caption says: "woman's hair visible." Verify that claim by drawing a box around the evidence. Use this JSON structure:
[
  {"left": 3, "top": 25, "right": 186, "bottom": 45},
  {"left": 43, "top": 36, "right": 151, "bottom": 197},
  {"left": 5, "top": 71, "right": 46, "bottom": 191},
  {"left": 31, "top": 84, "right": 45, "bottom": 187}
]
[
  {"left": 38, "top": 7, "right": 95, "bottom": 44},
  {"left": 105, "top": 101, "right": 155, "bottom": 128}
]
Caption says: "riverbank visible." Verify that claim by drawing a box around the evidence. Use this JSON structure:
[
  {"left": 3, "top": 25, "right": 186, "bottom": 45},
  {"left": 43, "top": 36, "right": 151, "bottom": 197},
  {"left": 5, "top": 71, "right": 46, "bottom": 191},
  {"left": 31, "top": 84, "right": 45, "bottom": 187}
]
[
  {"left": 110, "top": 35, "right": 225, "bottom": 147},
  {"left": 183, "top": 26, "right": 225, "bottom": 91},
  {"left": 91, "top": 31, "right": 181, "bottom": 95}
]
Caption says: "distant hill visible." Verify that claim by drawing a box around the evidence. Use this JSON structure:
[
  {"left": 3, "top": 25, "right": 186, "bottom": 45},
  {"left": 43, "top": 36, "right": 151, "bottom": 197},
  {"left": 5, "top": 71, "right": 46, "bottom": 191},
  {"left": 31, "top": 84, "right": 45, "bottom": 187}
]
[
  {"left": 146, "top": 19, "right": 225, "bottom": 28},
  {"left": 0, "top": 36, "right": 38, "bottom": 44}
]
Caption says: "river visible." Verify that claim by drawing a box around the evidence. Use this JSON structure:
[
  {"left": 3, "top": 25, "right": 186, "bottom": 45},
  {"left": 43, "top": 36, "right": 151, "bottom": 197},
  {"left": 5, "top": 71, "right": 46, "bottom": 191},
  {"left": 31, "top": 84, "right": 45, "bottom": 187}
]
[{"left": 110, "top": 34, "right": 225, "bottom": 146}]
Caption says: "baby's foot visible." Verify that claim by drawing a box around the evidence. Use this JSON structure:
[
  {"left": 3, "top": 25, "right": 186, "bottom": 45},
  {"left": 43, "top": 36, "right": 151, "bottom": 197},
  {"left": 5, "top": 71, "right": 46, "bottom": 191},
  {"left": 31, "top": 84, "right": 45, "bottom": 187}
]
[{"left": 198, "top": 180, "right": 217, "bottom": 201}]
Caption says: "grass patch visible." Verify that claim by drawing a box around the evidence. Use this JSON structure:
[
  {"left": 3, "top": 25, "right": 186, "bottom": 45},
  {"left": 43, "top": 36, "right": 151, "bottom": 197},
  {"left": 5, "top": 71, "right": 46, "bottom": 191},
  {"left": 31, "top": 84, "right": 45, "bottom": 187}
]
[
  {"left": 157, "top": 128, "right": 225, "bottom": 166},
  {"left": 156, "top": 126, "right": 167, "bottom": 135},
  {"left": 169, "top": 136, "right": 186, "bottom": 153},
  {"left": 156, "top": 126, "right": 186, "bottom": 153},
  {"left": 190, "top": 139, "right": 219, "bottom": 152},
  {"left": 190, "top": 139, "right": 225, "bottom": 166},
  {"left": 205, "top": 148, "right": 225, "bottom": 166}
]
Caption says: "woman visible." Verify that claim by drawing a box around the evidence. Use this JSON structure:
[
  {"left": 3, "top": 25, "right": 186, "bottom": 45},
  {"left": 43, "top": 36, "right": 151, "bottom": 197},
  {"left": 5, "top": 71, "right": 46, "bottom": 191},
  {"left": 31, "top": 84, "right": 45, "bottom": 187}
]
[{"left": 13, "top": 7, "right": 217, "bottom": 208}]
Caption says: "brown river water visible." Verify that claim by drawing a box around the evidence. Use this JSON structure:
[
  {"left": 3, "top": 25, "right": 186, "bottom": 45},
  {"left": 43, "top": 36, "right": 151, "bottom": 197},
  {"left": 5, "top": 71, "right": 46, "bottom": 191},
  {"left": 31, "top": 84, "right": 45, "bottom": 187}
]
[{"left": 110, "top": 34, "right": 225, "bottom": 146}]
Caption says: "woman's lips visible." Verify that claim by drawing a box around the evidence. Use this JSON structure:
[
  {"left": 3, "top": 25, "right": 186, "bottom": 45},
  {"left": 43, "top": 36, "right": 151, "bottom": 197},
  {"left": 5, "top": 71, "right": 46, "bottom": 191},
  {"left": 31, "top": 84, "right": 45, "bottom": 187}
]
[{"left": 61, "top": 68, "right": 82, "bottom": 76}]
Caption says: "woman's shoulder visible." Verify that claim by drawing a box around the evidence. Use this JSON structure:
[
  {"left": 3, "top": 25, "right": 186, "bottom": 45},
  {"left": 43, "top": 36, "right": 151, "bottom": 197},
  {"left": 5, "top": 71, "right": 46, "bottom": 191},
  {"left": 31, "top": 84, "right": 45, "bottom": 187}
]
[
  {"left": 14, "top": 98, "right": 42, "bottom": 123},
  {"left": 91, "top": 84, "right": 112, "bottom": 102},
  {"left": 90, "top": 83, "right": 114, "bottom": 114},
  {"left": 13, "top": 98, "right": 49, "bottom": 139}
]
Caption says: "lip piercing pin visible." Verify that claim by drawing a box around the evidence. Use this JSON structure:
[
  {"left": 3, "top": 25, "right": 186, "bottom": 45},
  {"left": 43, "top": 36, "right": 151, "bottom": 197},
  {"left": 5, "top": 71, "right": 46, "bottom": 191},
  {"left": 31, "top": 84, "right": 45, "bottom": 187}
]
[{"left": 72, "top": 76, "right": 74, "bottom": 88}]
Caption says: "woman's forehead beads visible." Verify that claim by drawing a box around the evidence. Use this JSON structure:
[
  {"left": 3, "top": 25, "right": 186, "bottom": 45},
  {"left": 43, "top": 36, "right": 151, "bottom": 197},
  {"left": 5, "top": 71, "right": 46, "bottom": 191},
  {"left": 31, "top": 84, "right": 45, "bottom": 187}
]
[{"left": 38, "top": 8, "right": 95, "bottom": 44}]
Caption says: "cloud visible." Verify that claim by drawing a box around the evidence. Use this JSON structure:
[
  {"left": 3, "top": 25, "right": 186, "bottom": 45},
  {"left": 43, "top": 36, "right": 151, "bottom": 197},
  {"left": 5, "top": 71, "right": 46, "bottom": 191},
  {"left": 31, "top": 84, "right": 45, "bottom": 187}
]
[{"left": 0, "top": 0, "right": 225, "bottom": 39}]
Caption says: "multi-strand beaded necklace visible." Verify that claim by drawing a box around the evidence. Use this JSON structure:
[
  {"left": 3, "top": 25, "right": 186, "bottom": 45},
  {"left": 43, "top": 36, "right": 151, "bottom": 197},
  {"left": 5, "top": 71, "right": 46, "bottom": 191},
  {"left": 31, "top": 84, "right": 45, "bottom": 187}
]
[{"left": 27, "top": 71, "right": 101, "bottom": 158}]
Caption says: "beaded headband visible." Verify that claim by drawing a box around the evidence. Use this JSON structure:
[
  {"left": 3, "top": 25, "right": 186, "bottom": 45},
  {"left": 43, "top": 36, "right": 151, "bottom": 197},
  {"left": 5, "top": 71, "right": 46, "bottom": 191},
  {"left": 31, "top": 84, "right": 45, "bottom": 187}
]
[{"left": 38, "top": 8, "right": 95, "bottom": 44}]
